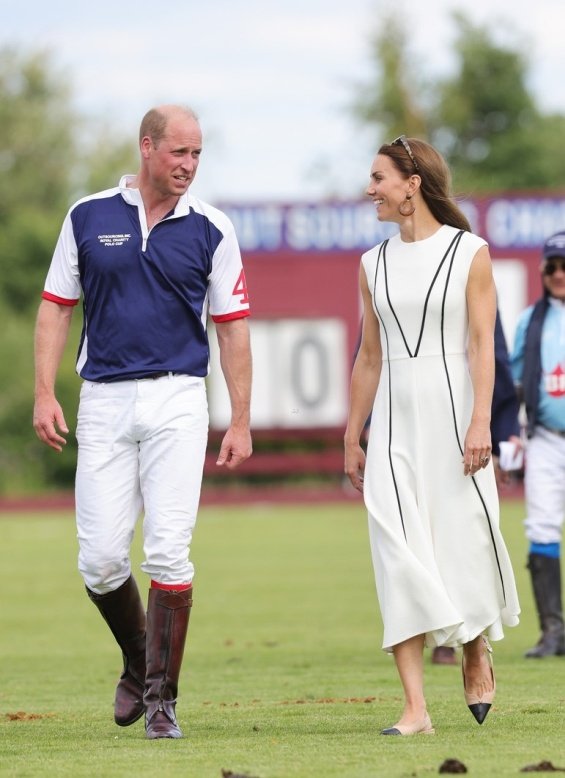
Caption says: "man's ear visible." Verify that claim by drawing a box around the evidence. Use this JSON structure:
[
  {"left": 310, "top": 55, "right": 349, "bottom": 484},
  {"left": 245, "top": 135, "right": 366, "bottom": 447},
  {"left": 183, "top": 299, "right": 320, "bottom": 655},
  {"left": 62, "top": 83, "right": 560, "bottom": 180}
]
[{"left": 140, "top": 136, "right": 153, "bottom": 160}]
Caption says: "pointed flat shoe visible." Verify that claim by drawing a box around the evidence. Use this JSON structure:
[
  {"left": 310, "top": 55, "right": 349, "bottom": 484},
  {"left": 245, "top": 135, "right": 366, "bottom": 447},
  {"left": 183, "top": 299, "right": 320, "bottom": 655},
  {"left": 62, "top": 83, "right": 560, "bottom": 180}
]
[
  {"left": 381, "top": 713, "right": 435, "bottom": 736},
  {"left": 462, "top": 637, "right": 496, "bottom": 725}
]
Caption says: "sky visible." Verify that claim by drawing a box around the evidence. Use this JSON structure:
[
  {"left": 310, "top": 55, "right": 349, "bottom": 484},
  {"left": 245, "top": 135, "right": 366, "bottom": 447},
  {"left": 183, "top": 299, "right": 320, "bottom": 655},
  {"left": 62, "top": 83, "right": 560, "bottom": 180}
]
[{"left": 2, "top": 0, "right": 565, "bottom": 204}]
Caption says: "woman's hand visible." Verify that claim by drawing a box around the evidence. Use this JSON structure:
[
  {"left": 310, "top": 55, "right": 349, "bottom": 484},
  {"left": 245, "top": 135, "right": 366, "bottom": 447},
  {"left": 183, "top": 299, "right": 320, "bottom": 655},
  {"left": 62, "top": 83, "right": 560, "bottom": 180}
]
[
  {"left": 345, "top": 440, "right": 366, "bottom": 492},
  {"left": 463, "top": 418, "right": 492, "bottom": 476}
]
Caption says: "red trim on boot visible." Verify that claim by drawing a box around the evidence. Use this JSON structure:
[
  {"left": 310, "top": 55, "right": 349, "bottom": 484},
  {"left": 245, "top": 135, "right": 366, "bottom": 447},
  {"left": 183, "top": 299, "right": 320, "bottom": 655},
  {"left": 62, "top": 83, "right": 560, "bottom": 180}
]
[{"left": 150, "top": 580, "right": 192, "bottom": 592}]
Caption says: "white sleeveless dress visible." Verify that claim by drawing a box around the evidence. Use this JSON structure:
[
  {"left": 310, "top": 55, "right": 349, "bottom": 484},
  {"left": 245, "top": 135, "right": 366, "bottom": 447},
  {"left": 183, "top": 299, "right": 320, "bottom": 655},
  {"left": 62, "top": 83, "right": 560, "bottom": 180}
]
[{"left": 361, "top": 225, "right": 520, "bottom": 651}]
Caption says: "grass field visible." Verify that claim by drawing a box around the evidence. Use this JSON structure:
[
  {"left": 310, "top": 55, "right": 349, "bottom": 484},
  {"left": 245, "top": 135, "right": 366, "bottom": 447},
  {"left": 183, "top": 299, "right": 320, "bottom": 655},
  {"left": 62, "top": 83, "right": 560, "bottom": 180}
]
[{"left": 0, "top": 499, "right": 564, "bottom": 778}]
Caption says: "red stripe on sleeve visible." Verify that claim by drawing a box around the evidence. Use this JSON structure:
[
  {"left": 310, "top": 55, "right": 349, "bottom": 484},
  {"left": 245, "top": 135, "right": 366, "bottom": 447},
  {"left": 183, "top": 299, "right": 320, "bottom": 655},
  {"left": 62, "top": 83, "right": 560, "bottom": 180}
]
[
  {"left": 211, "top": 310, "right": 250, "bottom": 323},
  {"left": 42, "top": 291, "right": 80, "bottom": 307}
]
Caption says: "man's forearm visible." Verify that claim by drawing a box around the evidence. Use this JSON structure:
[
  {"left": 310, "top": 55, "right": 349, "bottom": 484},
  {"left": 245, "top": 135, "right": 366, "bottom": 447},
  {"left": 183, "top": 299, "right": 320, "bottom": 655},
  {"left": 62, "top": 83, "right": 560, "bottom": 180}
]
[
  {"left": 216, "top": 319, "right": 252, "bottom": 427},
  {"left": 34, "top": 300, "right": 74, "bottom": 397}
]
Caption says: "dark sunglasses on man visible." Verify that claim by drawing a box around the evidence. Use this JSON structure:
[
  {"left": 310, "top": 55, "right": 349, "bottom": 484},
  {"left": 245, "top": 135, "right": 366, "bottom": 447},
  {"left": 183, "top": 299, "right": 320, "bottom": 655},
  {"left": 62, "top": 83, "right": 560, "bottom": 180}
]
[{"left": 543, "top": 259, "right": 565, "bottom": 276}]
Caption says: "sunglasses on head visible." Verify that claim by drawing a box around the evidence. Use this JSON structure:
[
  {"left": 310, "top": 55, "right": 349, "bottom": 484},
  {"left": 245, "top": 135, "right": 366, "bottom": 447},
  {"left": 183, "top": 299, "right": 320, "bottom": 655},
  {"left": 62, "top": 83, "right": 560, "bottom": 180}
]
[
  {"left": 543, "top": 259, "right": 565, "bottom": 276},
  {"left": 391, "top": 135, "right": 419, "bottom": 172}
]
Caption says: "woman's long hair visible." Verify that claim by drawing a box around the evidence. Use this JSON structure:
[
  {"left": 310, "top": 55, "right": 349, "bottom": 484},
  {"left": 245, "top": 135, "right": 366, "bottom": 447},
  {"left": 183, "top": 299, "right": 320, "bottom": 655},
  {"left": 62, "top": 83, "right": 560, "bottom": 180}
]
[{"left": 378, "top": 138, "right": 471, "bottom": 232}]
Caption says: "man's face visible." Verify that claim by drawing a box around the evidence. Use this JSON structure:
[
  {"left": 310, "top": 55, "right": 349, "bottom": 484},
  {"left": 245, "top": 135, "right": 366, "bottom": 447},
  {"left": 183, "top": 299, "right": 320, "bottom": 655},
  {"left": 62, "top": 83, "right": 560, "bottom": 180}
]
[
  {"left": 142, "top": 115, "right": 202, "bottom": 198},
  {"left": 541, "top": 256, "right": 565, "bottom": 301}
]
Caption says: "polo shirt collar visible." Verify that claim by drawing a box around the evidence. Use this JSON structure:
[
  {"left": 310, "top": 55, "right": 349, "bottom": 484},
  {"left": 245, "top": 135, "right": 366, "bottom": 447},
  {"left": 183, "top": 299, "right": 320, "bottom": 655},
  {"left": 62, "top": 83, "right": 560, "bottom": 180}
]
[{"left": 118, "top": 175, "right": 192, "bottom": 218}]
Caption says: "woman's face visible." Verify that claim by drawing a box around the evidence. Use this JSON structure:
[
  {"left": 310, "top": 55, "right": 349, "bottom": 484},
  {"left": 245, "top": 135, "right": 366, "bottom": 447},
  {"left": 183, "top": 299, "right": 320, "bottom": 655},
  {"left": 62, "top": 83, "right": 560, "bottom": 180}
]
[{"left": 366, "top": 154, "right": 411, "bottom": 223}]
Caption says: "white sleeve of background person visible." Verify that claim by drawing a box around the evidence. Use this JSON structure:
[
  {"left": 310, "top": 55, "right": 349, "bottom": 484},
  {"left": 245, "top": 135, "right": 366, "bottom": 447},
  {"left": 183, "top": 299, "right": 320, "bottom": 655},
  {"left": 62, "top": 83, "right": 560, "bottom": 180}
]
[
  {"left": 207, "top": 219, "right": 249, "bottom": 319},
  {"left": 43, "top": 209, "right": 81, "bottom": 302}
]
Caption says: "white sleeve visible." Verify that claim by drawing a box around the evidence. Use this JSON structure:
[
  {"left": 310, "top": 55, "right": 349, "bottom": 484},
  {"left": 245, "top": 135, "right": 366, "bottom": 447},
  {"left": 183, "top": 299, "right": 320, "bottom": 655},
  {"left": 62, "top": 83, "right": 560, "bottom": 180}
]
[
  {"left": 208, "top": 222, "right": 250, "bottom": 322},
  {"left": 42, "top": 209, "right": 81, "bottom": 304}
]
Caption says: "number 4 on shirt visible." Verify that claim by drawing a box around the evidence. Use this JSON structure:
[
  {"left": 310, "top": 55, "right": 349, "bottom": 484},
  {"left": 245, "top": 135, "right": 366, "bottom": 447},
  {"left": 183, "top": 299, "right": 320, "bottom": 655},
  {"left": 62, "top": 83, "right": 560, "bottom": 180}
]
[{"left": 232, "top": 269, "right": 249, "bottom": 305}]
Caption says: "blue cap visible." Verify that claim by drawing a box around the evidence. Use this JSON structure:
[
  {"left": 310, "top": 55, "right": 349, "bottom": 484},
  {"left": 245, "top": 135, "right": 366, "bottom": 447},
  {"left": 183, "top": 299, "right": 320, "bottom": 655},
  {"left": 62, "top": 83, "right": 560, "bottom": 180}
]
[{"left": 543, "top": 231, "right": 565, "bottom": 260}]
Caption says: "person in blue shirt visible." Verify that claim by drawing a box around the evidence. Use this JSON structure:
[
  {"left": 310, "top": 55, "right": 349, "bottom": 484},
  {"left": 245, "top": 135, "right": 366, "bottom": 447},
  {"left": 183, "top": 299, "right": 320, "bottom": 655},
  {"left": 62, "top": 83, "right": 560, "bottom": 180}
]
[
  {"left": 33, "top": 105, "right": 253, "bottom": 737},
  {"left": 511, "top": 231, "right": 565, "bottom": 658}
]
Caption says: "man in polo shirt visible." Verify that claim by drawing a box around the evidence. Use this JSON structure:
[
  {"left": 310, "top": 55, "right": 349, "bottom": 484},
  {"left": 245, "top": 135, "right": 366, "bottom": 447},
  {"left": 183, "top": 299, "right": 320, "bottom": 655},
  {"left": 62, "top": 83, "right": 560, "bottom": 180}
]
[
  {"left": 511, "top": 230, "right": 565, "bottom": 658},
  {"left": 33, "top": 104, "right": 253, "bottom": 737}
]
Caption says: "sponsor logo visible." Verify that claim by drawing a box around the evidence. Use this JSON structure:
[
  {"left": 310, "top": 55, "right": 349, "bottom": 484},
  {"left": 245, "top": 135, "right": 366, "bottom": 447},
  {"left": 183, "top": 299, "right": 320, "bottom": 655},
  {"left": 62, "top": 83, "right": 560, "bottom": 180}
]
[
  {"left": 545, "top": 365, "right": 565, "bottom": 398},
  {"left": 98, "top": 234, "right": 131, "bottom": 247}
]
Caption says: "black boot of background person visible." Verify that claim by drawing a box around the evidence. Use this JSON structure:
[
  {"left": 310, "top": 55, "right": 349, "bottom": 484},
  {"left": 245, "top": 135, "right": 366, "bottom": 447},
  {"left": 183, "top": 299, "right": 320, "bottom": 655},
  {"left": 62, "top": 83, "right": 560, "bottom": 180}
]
[
  {"left": 525, "top": 553, "right": 565, "bottom": 658},
  {"left": 86, "top": 576, "right": 147, "bottom": 725},
  {"left": 144, "top": 586, "right": 192, "bottom": 739}
]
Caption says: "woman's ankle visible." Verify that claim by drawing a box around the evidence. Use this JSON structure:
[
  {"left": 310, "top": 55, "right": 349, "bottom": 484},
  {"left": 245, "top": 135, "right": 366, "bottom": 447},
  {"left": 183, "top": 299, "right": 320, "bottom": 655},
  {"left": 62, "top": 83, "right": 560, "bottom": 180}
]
[
  {"left": 401, "top": 703, "right": 428, "bottom": 721},
  {"left": 463, "top": 635, "right": 485, "bottom": 661}
]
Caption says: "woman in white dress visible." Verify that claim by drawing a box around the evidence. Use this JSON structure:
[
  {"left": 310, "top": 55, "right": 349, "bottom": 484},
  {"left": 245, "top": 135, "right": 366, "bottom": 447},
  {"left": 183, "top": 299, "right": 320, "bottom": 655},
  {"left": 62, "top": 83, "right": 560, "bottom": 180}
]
[{"left": 344, "top": 136, "right": 520, "bottom": 736}]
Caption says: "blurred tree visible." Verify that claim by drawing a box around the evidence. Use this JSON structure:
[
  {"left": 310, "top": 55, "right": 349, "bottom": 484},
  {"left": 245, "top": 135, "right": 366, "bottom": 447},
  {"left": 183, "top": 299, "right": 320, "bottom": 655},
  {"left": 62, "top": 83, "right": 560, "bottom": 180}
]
[
  {"left": 0, "top": 47, "right": 78, "bottom": 314},
  {"left": 0, "top": 45, "right": 137, "bottom": 495},
  {"left": 79, "top": 132, "right": 137, "bottom": 196},
  {"left": 351, "top": 15, "right": 428, "bottom": 142},
  {"left": 0, "top": 302, "right": 80, "bottom": 494},
  {"left": 0, "top": 48, "right": 139, "bottom": 313},
  {"left": 432, "top": 13, "right": 565, "bottom": 193},
  {"left": 0, "top": 48, "right": 77, "bottom": 211},
  {"left": 352, "top": 11, "right": 565, "bottom": 193}
]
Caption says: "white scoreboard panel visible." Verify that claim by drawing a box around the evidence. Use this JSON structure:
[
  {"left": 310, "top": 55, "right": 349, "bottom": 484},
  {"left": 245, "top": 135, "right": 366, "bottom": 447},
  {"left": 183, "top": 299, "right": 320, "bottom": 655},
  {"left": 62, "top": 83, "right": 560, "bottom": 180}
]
[
  {"left": 207, "top": 318, "right": 348, "bottom": 429},
  {"left": 492, "top": 259, "right": 528, "bottom": 349}
]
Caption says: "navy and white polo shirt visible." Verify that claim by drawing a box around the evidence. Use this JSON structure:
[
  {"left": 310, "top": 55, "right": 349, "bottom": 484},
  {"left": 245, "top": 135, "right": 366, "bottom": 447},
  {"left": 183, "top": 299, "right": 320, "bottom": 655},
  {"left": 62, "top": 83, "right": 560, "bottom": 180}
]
[{"left": 43, "top": 176, "right": 250, "bottom": 382}]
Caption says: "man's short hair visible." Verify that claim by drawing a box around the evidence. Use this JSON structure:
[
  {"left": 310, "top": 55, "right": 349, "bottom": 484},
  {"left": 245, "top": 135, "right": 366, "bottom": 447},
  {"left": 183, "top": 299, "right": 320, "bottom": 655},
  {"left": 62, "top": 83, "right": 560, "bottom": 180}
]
[{"left": 139, "top": 106, "right": 199, "bottom": 145}]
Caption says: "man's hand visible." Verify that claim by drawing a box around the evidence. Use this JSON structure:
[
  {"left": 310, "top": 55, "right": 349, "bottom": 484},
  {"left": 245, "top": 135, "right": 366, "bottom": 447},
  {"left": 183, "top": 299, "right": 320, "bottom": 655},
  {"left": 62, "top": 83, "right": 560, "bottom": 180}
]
[
  {"left": 33, "top": 299, "right": 74, "bottom": 451},
  {"left": 33, "top": 395, "right": 69, "bottom": 452},
  {"left": 216, "top": 426, "right": 252, "bottom": 470}
]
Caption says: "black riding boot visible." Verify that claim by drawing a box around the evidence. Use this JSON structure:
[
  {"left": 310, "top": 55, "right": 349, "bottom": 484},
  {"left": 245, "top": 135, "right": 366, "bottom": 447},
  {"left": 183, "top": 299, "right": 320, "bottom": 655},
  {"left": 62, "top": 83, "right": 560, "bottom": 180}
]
[
  {"left": 144, "top": 586, "right": 192, "bottom": 739},
  {"left": 86, "top": 576, "right": 147, "bottom": 725},
  {"left": 524, "top": 553, "right": 565, "bottom": 658}
]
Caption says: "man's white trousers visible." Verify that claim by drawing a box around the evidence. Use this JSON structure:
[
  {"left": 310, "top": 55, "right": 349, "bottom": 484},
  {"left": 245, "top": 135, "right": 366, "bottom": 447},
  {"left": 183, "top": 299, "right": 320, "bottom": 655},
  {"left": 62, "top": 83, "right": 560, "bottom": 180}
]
[{"left": 75, "top": 375, "right": 208, "bottom": 594}]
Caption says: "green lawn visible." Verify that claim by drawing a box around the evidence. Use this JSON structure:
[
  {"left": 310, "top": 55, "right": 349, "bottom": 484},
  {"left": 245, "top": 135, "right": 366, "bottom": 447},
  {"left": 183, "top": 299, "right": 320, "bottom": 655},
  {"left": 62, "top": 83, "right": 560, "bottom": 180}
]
[{"left": 0, "top": 499, "right": 563, "bottom": 778}]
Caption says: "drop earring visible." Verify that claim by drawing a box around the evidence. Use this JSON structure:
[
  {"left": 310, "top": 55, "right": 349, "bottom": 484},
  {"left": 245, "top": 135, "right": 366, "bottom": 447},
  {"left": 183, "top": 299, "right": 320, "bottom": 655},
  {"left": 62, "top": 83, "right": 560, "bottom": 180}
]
[{"left": 398, "top": 194, "right": 415, "bottom": 216}]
